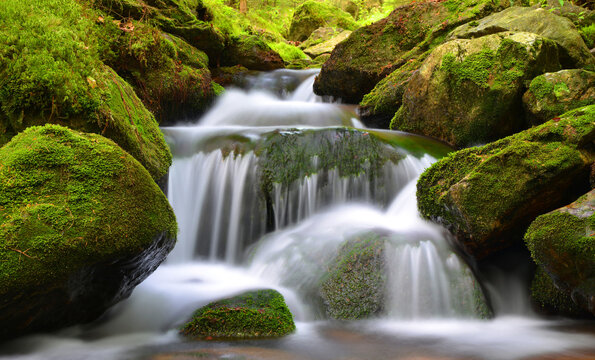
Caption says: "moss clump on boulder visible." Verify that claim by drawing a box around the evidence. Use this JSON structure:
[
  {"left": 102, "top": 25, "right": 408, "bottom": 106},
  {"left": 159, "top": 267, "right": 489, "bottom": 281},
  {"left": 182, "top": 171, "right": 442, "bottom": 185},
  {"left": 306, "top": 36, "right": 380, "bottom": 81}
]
[
  {"left": 221, "top": 35, "right": 284, "bottom": 71},
  {"left": 448, "top": 6, "right": 595, "bottom": 69},
  {"left": 530, "top": 266, "right": 592, "bottom": 318},
  {"left": 288, "top": 1, "right": 356, "bottom": 42},
  {"left": 391, "top": 32, "right": 561, "bottom": 148},
  {"left": 313, "top": 0, "right": 511, "bottom": 103},
  {"left": 320, "top": 234, "right": 387, "bottom": 320},
  {"left": 417, "top": 105, "right": 595, "bottom": 260},
  {"left": 180, "top": 289, "right": 295, "bottom": 339},
  {"left": 0, "top": 0, "right": 172, "bottom": 180},
  {"left": 0, "top": 125, "right": 177, "bottom": 339},
  {"left": 525, "top": 190, "right": 595, "bottom": 316},
  {"left": 523, "top": 69, "right": 595, "bottom": 125}
]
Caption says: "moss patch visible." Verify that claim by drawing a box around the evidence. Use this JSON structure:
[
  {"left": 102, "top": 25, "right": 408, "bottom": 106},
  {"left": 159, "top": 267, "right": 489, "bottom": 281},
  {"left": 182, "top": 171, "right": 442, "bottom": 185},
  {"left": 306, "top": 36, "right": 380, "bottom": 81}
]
[
  {"left": 180, "top": 289, "right": 295, "bottom": 339},
  {"left": 288, "top": 1, "right": 356, "bottom": 42}
]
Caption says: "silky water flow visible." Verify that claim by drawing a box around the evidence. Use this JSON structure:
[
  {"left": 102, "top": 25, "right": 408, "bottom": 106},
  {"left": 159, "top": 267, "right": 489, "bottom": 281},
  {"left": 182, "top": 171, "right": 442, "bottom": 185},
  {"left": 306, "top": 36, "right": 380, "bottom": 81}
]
[{"left": 1, "top": 69, "right": 594, "bottom": 360}]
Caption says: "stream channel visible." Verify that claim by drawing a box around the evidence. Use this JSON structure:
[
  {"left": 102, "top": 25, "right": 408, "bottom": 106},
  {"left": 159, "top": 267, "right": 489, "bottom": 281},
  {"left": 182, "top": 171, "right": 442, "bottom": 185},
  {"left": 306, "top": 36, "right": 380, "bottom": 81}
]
[{"left": 0, "top": 69, "right": 594, "bottom": 360}]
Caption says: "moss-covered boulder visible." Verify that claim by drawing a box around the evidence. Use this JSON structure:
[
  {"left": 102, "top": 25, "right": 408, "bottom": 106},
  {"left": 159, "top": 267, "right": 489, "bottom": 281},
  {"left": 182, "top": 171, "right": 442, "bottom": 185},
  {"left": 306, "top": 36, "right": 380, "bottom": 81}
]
[
  {"left": 303, "top": 30, "right": 352, "bottom": 58},
  {"left": 523, "top": 69, "right": 595, "bottom": 126},
  {"left": 313, "top": 0, "right": 511, "bottom": 103},
  {"left": 180, "top": 289, "right": 295, "bottom": 339},
  {"left": 299, "top": 27, "right": 344, "bottom": 50},
  {"left": 99, "top": 19, "right": 217, "bottom": 124},
  {"left": 530, "top": 266, "right": 592, "bottom": 318},
  {"left": 221, "top": 35, "right": 284, "bottom": 71},
  {"left": 320, "top": 234, "right": 387, "bottom": 320},
  {"left": 0, "top": 0, "right": 172, "bottom": 180},
  {"left": 525, "top": 190, "right": 595, "bottom": 316},
  {"left": 448, "top": 6, "right": 595, "bottom": 69},
  {"left": 391, "top": 32, "right": 561, "bottom": 148},
  {"left": 288, "top": 1, "right": 356, "bottom": 42},
  {"left": 417, "top": 105, "right": 595, "bottom": 259},
  {"left": 0, "top": 125, "right": 177, "bottom": 339},
  {"left": 94, "top": 0, "right": 226, "bottom": 61}
]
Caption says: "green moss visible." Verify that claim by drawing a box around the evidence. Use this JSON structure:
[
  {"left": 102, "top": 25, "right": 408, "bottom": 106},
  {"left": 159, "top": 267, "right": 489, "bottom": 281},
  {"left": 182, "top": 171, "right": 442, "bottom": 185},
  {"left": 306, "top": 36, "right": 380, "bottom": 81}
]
[
  {"left": 0, "top": 124, "right": 177, "bottom": 295},
  {"left": 441, "top": 50, "right": 495, "bottom": 88},
  {"left": 528, "top": 75, "right": 556, "bottom": 100},
  {"left": 180, "top": 289, "right": 295, "bottom": 339},
  {"left": 530, "top": 266, "right": 589, "bottom": 317},
  {"left": 320, "top": 233, "right": 387, "bottom": 320},
  {"left": 267, "top": 42, "right": 310, "bottom": 63},
  {"left": 288, "top": 0, "right": 357, "bottom": 42},
  {"left": 579, "top": 23, "right": 595, "bottom": 49}
]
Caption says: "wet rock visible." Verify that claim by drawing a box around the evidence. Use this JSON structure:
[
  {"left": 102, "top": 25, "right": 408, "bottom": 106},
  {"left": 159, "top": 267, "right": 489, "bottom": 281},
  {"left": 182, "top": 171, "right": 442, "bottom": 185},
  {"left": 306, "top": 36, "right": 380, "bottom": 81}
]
[
  {"left": 523, "top": 69, "right": 595, "bottom": 125},
  {"left": 180, "top": 289, "right": 295, "bottom": 339},
  {"left": 417, "top": 105, "right": 595, "bottom": 260},
  {"left": 392, "top": 32, "right": 561, "bottom": 148},
  {"left": 0, "top": 125, "right": 177, "bottom": 339},
  {"left": 313, "top": 0, "right": 511, "bottom": 103},
  {"left": 221, "top": 35, "right": 284, "bottom": 71},
  {"left": 448, "top": 6, "right": 595, "bottom": 69},
  {"left": 288, "top": 1, "right": 356, "bottom": 42},
  {"left": 525, "top": 189, "right": 595, "bottom": 316}
]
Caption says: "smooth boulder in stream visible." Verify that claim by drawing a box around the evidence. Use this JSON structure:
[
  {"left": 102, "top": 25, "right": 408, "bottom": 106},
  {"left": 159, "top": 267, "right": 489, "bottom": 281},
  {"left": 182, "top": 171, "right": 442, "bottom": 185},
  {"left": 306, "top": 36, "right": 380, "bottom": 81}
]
[{"left": 0, "top": 125, "right": 177, "bottom": 339}]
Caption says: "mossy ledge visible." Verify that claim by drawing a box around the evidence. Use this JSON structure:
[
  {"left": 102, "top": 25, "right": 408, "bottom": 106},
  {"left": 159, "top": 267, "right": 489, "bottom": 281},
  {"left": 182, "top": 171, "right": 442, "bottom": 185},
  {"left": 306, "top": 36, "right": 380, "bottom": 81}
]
[
  {"left": 180, "top": 289, "right": 295, "bottom": 339},
  {"left": 417, "top": 105, "right": 595, "bottom": 260},
  {"left": 0, "top": 124, "right": 177, "bottom": 339}
]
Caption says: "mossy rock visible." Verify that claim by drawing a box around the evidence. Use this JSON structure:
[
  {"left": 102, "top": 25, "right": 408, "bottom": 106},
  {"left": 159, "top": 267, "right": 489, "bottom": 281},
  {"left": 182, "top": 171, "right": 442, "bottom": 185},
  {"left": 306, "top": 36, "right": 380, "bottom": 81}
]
[
  {"left": 93, "top": 0, "right": 226, "bottom": 61},
  {"left": 530, "top": 266, "right": 593, "bottom": 318},
  {"left": 299, "top": 27, "right": 344, "bottom": 50},
  {"left": 0, "top": 125, "right": 177, "bottom": 339},
  {"left": 98, "top": 18, "right": 217, "bottom": 124},
  {"left": 288, "top": 1, "right": 356, "bottom": 42},
  {"left": 221, "top": 35, "right": 284, "bottom": 71},
  {"left": 391, "top": 32, "right": 561, "bottom": 148},
  {"left": 523, "top": 69, "right": 595, "bottom": 126},
  {"left": 448, "top": 6, "right": 595, "bottom": 70},
  {"left": 180, "top": 289, "right": 295, "bottom": 339},
  {"left": 303, "top": 30, "right": 352, "bottom": 58},
  {"left": 313, "top": 0, "right": 511, "bottom": 103},
  {"left": 417, "top": 105, "right": 595, "bottom": 260},
  {"left": 0, "top": 0, "right": 172, "bottom": 180},
  {"left": 320, "top": 234, "right": 387, "bottom": 320},
  {"left": 525, "top": 189, "right": 595, "bottom": 316},
  {"left": 358, "top": 55, "right": 427, "bottom": 128}
]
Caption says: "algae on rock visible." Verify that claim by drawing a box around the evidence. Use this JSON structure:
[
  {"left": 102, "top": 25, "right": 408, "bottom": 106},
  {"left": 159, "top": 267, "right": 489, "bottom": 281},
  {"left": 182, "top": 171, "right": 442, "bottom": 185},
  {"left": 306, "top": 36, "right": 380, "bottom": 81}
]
[
  {"left": 417, "top": 105, "right": 595, "bottom": 260},
  {"left": 288, "top": 0, "right": 356, "bottom": 42},
  {"left": 0, "top": 125, "right": 177, "bottom": 339},
  {"left": 180, "top": 289, "right": 295, "bottom": 339}
]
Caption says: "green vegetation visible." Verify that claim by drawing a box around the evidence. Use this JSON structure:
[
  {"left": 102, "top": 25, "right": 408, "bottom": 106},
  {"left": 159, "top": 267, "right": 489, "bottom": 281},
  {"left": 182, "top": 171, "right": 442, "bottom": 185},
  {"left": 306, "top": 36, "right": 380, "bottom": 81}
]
[
  {"left": 531, "top": 266, "right": 591, "bottom": 317},
  {"left": 320, "top": 233, "right": 387, "bottom": 319},
  {"left": 0, "top": 124, "right": 176, "bottom": 295},
  {"left": 180, "top": 289, "right": 295, "bottom": 339}
]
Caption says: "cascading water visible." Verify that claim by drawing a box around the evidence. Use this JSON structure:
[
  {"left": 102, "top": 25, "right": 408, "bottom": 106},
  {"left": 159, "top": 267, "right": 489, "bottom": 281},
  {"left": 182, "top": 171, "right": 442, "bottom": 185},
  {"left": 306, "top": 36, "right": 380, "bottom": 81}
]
[{"left": 1, "top": 69, "right": 594, "bottom": 360}]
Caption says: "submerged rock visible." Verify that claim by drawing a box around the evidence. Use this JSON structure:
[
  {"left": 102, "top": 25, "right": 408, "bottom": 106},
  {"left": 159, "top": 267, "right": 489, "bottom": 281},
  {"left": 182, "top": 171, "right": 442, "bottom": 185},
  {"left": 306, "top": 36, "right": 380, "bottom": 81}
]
[
  {"left": 448, "top": 6, "right": 595, "bottom": 69},
  {"left": 313, "top": 0, "right": 510, "bottom": 103},
  {"left": 525, "top": 189, "right": 595, "bottom": 316},
  {"left": 180, "top": 289, "right": 295, "bottom": 339},
  {"left": 288, "top": 1, "right": 356, "bottom": 42},
  {"left": 523, "top": 69, "right": 595, "bottom": 125},
  {"left": 320, "top": 234, "right": 387, "bottom": 320},
  {"left": 0, "top": 125, "right": 177, "bottom": 339},
  {"left": 392, "top": 32, "right": 561, "bottom": 148},
  {"left": 417, "top": 105, "right": 595, "bottom": 260}
]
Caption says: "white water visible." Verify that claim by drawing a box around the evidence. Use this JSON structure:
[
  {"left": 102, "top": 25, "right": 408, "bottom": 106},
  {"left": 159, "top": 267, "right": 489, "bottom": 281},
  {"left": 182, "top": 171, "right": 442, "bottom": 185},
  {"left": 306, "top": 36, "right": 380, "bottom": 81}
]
[{"left": 1, "top": 69, "right": 593, "bottom": 360}]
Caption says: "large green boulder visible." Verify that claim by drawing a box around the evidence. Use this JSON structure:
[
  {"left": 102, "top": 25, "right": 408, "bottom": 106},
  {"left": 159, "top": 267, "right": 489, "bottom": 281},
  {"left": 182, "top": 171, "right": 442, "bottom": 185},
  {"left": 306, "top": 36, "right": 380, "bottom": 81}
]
[
  {"left": 0, "top": 0, "right": 172, "bottom": 180},
  {"left": 448, "top": 6, "right": 595, "bottom": 69},
  {"left": 313, "top": 0, "right": 511, "bottom": 103},
  {"left": 180, "top": 289, "right": 295, "bottom": 339},
  {"left": 94, "top": 0, "right": 226, "bottom": 61},
  {"left": 523, "top": 69, "right": 595, "bottom": 126},
  {"left": 530, "top": 266, "right": 592, "bottom": 318},
  {"left": 0, "top": 125, "right": 177, "bottom": 339},
  {"left": 525, "top": 189, "right": 595, "bottom": 316},
  {"left": 99, "top": 19, "right": 218, "bottom": 124},
  {"left": 320, "top": 234, "right": 387, "bottom": 320},
  {"left": 288, "top": 1, "right": 356, "bottom": 42},
  {"left": 221, "top": 35, "right": 284, "bottom": 71},
  {"left": 417, "top": 105, "right": 595, "bottom": 259},
  {"left": 391, "top": 32, "right": 561, "bottom": 148}
]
